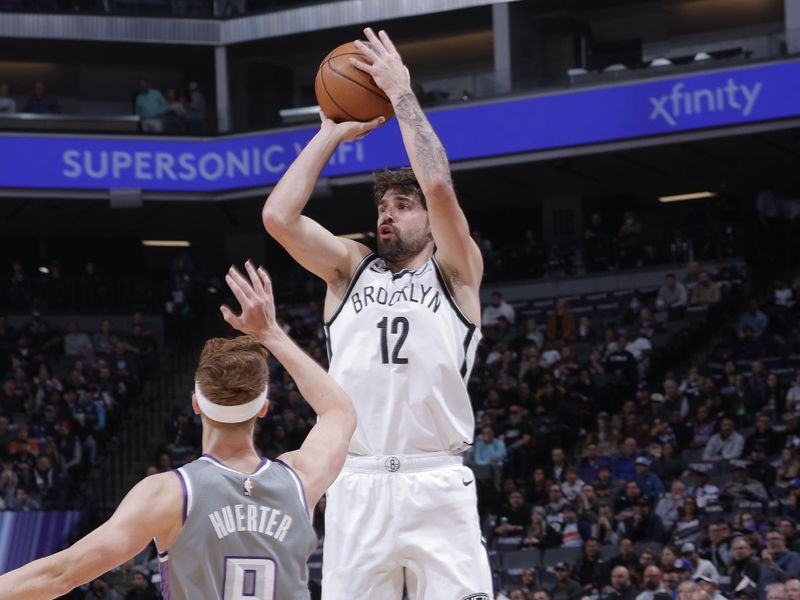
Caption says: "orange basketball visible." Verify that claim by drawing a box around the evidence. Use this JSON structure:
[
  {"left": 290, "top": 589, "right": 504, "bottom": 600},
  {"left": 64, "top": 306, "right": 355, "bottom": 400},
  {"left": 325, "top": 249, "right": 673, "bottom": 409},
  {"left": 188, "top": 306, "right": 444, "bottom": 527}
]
[{"left": 314, "top": 41, "right": 394, "bottom": 123}]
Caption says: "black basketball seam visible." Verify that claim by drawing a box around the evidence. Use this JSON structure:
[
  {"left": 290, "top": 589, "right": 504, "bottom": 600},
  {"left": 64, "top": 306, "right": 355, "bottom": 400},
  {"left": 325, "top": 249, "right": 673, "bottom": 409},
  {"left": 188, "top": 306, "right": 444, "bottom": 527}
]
[
  {"left": 319, "top": 66, "right": 360, "bottom": 122},
  {"left": 325, "top": 55, "right": 391, "bottom": 103}
]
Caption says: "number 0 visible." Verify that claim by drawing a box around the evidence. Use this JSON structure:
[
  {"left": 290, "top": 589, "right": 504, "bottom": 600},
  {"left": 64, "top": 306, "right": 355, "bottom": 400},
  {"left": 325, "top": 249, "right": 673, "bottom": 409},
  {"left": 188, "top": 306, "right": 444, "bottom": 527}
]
[{"left": 221, "top": 557, "right": 276, "bottom": 600}]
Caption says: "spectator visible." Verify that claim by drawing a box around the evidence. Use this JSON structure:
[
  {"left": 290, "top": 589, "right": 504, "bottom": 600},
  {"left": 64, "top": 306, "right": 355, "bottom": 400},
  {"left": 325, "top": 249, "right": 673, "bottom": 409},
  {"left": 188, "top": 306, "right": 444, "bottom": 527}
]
[
  {"left": 472, "top": 425, "right": 506, "bottom": 467},
  {"left": 548, "top": 562, "right": 583, "bottom": 600},
  {"left": 617, "top": 212, "right": 644, "bottom": 268},
  {"left": 702, "top": 417, "right": 744, "bottom": 461},
  {"left": 612, "top": 437, "right": 640, "bottom": 483},
  {"left": 658, "top": 273, "right": 688, "bottom": 314},
  {"left": 574, "top": 537, "right": 607, "bottom": 592},
  {"left": 738, "top": 301, "right": 769, "bottom": 339},
  {"left": 605, "top": 337, "right": 637, "bottom": 385},
  {"left": 483, "top": 291, "right": 516, "bottom": 326},
  {"left": 579, "top": 443, "right": 611, "bottom": 485},
  {"left": 723, "top": 465, "right": 769, "bottom": 504},
  {"left": 545, "top": 483, "right": 569, "bottom": 531},
  {"left": 85, "top": 577, "right": 121, "bottom": 600},
  {"left": 547, "top": 299, "right": 576, "bottom": 342},
  {"left": 533, "top": 590, "right": 552, "bottom": 600},
  {"left": 523, "top": 506, "right": 560, "bottom": 549},
  {"left": 745, "top": 413, "right": 781, "bottom": 457},
  {"left": 495, "top": 490, "right": 529, "bottom": 536},
  {"left": 786, "top": 374, "right": 800, "bottom": 417},
  {"left": 766, "top": 584, "right": 787, "bottom": 600},
  {"left": 760, "top": 530, "right": 800, "bottom": 590},
  {"left": 652, "top": 441, "right": 683, "bottom": 483},
  {"left": 135, "top": 79, "right": 168, "bottom": 133},
  {"left": 559, "top": 504, "right": 586, "bottom": 548},
  {"left": 636, "top": 565, "right": 667, "bottom": 600},
  {"left": 621, "top": 498, "right": 666, "bottom": 543},
  {"left": 551, "top": 447, "right": 569, "bottom": 483},
  {"left": 633, "top": 456, "right": 665, "bottom": 499},
  {"left": 185, "top": 81, "right": 206, "bottom": 133},
  {"left": 777, "top": 449, "right": 800, "bottom": 489},
  {"left": 704, "top": 520, "right": 733, "bottom": 571},
  {"left": 786, "top": 579, "right": 800, "bottom": 600},
  {"left": 682, "top": 542, "right": 719, "bottom": 583},
  {"left": 656, "top": 480, "right": 685, "bottom": 530},
  {"left": 22, "top": 81, "right": 60, "bottom": 114},
  {"left": 607, "top": 565, "right": 637, "bottom": 600},
  {"left": 694, "top": 574, "right": 726, "bottom": 600},
  {"left": 8, "top": 486, "right": 41, "bottom": 511},
  {"left": 64, "top": 321, "right": 91, "bottom": 358},
  {"left": 576, "top": 316, "right": 595, "bottom": 343},
  {"left": 673, "top": 497, "right": 704, "bottom": 541},
  {"left": 778, "top": 518, "right": 800, "bottom": 554},
  {"left": 747, "top": 444, "right": 777, "bottom": 490},
  {"left": 561, "top": 466, "right": 584, "bottom": 502},
  {"left": 123, "top": 570, "right": 158, "bottom": 600},
  {"left": 0, "top": 83, "right": 15, "bottom": 113},
  {"left": 608, "top": 538, "right": 639, "bottom": 574},
  {"left": 164, "top": 87, "right": 187, "bottom": 133},
  {"left": 690, "top": 272, "right": 721, "bottom": 306},
  {"left": 729, "top": 536, "right": 760, "bottom": 592}
]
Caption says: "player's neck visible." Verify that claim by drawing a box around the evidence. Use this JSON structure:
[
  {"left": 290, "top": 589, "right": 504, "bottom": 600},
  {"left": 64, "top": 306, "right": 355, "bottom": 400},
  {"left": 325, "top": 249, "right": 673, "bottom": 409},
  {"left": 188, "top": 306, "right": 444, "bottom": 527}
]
[
  {"left": 386, "top": 247, "right": 433, "bottom": 273},
  {"left": 202, "top": 428, "right": 262, "bottom": 472}
]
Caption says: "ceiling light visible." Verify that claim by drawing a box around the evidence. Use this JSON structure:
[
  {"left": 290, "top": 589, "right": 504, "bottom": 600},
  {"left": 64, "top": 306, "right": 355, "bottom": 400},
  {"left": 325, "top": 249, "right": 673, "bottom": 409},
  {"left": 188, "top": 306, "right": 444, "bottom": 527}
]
[
  {"left": 38, "top": 266, "right": 50, "bottom": 274},
  {"left": 658, "top": 191, "right": 717, "bottom": 203},
  {"left": 141, "top": 240, "right": 191, "bottom": 247}
]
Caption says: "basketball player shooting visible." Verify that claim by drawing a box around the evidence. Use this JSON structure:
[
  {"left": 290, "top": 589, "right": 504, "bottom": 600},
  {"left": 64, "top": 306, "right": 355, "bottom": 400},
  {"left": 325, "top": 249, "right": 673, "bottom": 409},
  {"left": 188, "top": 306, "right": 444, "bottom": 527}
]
[
  {"left": 0, "top": 262, "right": 355, "bottom": 600},
  {"left": 263, "top": 27, "right": 492, "bottom": 599}
]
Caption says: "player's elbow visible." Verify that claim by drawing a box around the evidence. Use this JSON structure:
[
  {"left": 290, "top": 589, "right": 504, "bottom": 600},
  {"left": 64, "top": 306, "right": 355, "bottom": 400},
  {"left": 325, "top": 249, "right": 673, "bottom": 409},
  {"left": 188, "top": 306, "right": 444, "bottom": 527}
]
[
  {"left": 425, "top": 176, "right": 455, "bottom": 202},
  {"left": 262, "top": 203, "right": 287, "bottom": 234}
]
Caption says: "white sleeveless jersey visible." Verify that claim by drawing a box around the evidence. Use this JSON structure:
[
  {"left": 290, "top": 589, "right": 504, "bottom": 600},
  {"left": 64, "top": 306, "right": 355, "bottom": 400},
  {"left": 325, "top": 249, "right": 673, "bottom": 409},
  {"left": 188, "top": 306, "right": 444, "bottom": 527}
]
[{"left": 325, "top": 254, "right": 480, "bottom": 456}]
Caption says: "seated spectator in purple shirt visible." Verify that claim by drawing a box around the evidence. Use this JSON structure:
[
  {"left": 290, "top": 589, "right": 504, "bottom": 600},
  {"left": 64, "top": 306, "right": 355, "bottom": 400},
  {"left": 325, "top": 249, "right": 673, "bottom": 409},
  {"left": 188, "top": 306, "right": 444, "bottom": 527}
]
[
  {"left": 612, "top": 437, "right": 640, "bottom": 484},
  {"left": 579, "top": 442, "right": 611, "bottom": 485}
]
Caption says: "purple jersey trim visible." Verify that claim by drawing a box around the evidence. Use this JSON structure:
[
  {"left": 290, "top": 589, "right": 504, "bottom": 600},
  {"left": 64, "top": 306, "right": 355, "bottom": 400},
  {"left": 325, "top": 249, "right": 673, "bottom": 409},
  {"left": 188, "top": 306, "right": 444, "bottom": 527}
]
[
  {"left": 221, "top": 556, "right": 278, "bottom": 600},
  {"left": 159, "top": 554, "right": 172, "bottom": 600},
  {"left": 201, "top": 453, "right": 269, "bottom": 475},
  {"left": 274, "top": 459, "right": 310, "bottom": 517},
  {"left": 173, "top": 469, "right": 188, "bottom": 524}
]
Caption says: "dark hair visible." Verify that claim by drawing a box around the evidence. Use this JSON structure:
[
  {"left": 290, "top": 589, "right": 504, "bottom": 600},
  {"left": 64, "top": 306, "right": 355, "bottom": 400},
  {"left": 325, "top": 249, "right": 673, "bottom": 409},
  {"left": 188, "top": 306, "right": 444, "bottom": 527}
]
[{"left": 373, "top": 167, "right": 426, "bottom": 209}]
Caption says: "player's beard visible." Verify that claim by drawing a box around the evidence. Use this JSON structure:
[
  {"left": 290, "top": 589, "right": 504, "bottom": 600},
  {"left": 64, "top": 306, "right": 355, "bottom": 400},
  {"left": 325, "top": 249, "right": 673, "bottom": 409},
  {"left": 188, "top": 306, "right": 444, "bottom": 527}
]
[{"left": 377, "top": 227, "right": 428, "bottom": 263}]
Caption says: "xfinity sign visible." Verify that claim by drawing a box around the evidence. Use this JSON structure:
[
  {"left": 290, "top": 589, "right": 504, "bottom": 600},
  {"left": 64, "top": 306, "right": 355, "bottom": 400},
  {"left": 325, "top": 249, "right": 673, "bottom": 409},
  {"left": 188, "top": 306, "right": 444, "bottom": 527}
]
[
  {"left": 0, "top": 59, "right": 798, "bottom": 193},
  {"left": 649, "top": 78, "right": 763, "bottom": 126}
]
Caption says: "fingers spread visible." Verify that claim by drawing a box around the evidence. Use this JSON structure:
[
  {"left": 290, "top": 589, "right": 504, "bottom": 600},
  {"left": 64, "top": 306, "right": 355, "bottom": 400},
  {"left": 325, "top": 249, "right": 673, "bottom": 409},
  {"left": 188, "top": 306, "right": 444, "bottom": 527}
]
[
  {"left": 227, "top": 266, "right": 257, "bottom": 303},
  {"left": 219, "top": 304, "right": 238, "bottom": 325},
  {"left": 257, "top": 267, "right": 272, "bottom": 295},
  {"left": 348, "top": 57, "right": 374, "bottom": 74},
  {"left": 378, "top": 30, "right": 398, "bottom": 55},
  {"left": 244, "top": 261, "right": 264, "bottom": 295},
  {"left": 363, "top": 27, "right": 383, "bottom": 53}
]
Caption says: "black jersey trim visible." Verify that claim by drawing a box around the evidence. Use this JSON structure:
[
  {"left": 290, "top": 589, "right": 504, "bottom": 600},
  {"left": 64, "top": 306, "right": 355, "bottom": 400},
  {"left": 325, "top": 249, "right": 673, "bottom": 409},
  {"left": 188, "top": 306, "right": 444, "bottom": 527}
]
[
  {"left": 431, "top": 255, "right": 477, "bottom": 330},
  {"left": 324, "top": 252, "right": 376, "bottom": 328},
  {"left": 460, "top": 323, "right": 477, "bottom": 379}
]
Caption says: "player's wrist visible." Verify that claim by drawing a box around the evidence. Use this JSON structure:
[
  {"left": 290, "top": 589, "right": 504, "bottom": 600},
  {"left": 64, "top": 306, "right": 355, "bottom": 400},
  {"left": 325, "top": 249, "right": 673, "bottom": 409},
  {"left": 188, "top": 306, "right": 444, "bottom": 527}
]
[
  {"left": 387, "top": 86, "right": 415, "bottom": 106},
  {"left": 257, "top": 327, "right": 286, "bottom": 350}
]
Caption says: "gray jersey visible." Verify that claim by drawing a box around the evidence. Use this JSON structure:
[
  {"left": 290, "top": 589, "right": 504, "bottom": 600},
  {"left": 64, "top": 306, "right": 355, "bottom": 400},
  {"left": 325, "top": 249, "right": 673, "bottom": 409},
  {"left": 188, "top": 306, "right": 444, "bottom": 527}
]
[{"left": 159, "top": 454, "right": 317, "bottom": 600}]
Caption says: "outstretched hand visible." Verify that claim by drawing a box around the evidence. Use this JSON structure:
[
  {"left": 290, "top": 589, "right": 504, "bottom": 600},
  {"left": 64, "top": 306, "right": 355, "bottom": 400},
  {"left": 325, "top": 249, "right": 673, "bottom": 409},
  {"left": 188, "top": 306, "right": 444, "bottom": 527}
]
[
  {"left": 220, "top": 261, "right": 278, "bottom": 344},
  {"left": 319, "top": 108, "right": 384, "bottom": 141},
  {"left": 351, "top": 28, "right": 411, "bottom": 102}
]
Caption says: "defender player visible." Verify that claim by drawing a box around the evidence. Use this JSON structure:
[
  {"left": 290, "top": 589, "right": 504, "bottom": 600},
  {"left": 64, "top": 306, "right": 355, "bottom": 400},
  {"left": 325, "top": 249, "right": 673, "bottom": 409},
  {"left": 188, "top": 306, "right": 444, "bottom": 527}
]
[
  {"left": 263, "top": 27, "right": 492, "bottom": 599},
  {"left": 0, "top": 262, "right": 356, "bottom": 600}
]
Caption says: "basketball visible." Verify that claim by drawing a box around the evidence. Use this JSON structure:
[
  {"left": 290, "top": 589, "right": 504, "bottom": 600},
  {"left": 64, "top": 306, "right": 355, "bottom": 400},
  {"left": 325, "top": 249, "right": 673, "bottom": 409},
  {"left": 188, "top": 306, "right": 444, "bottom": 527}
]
[{"left": 314, "top": 41, "right": 394, "bottom": 123}]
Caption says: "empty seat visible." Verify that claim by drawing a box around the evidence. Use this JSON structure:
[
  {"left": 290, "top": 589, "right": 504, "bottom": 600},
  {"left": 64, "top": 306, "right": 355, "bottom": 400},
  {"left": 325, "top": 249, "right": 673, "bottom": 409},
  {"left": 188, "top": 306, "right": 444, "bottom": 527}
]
[
  {"left": 686, "top": 305, "right": 708, "bottom": 320},
  {"left": 494, "top": 535, "right": 523, "bottom": 552},
  {"left": 503, "top": 549, "right": 542, "bottom": 571},
  {"left": 543, "top": 547, "right": 583, "bottom": 569}
]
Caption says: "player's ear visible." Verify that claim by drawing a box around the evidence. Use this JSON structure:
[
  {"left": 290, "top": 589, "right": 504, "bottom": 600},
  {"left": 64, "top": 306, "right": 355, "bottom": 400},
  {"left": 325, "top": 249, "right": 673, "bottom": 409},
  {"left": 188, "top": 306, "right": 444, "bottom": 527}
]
[
  {"left": 191, "top": 393, "right": 200, "bottom": 416},
  {"left": 258, "top": 400, "right": 269, "bottom": 418}
]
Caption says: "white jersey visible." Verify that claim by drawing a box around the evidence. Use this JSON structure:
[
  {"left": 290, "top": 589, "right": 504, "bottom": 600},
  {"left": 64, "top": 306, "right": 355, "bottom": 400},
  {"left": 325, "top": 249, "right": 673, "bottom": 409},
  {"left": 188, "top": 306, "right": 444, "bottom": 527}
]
[{"left": 325, "top": 254, "right": 480, "bottom": 456}]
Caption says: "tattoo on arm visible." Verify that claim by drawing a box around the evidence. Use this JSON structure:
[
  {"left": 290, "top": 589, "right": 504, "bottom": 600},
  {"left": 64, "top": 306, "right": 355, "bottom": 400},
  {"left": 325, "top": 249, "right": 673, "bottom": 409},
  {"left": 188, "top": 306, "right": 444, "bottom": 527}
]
[{"left": 394, "top": 93, "right": 451, "bottom": 184}]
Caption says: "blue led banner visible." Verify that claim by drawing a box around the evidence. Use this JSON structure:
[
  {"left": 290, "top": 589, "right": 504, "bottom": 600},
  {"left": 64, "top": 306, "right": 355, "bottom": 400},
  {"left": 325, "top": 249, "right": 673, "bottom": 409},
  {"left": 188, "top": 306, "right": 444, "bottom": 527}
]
[
  {"left": 0, "top": 511, "right": 83, "bottom": 573},
  {"left": 1, "top": 59, "right": 799, "bottom": 193}
]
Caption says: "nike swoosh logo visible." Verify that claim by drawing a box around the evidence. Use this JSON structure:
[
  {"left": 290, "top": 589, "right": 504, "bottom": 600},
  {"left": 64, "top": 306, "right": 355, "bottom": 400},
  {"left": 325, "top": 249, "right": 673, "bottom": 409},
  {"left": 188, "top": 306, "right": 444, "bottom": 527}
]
[{"left": 462, "top": 478, "right": 474, "bottom": 486}]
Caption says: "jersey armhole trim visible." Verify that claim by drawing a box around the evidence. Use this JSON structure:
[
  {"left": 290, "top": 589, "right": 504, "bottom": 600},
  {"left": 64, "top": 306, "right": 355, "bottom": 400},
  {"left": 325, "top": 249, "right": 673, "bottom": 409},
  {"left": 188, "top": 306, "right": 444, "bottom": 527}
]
[
  {"left": 274, "top": 459, "right": 312, "bottom": 522},
  {"left": 175, "top": 467, "right": 192, "bottom": 523},
  {"left": 431, "top": 255, "right": 478, "bottom": 330},
  {"left": 324, "top": 252, "right": 375, "bottom": 328}
]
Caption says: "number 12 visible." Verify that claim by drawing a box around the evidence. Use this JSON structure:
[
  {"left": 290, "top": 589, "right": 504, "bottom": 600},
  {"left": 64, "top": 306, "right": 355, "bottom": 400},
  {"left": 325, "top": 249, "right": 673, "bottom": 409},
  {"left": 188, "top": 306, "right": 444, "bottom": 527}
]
[{"left": 377, "top": 316, "right": 409, "bottom": 364}]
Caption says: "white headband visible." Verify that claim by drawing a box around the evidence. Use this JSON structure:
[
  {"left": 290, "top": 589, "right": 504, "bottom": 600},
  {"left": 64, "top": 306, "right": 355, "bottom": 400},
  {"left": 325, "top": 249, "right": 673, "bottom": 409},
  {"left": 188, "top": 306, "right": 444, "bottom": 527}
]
[{"left": 194, "top": 382, "right": 267, "bottom": 423}]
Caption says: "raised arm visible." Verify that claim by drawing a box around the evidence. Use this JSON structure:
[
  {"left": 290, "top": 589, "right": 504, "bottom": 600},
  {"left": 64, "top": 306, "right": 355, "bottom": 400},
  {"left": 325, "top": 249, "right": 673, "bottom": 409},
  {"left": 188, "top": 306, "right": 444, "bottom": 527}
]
[
  {"left": 262, "top": 116, "right": 381, "bottom": 285},
  {"left": 0, "top": 473, "right": 182, "bottom": 600},
  {"left": 222, "top": 263, "right": 356, "bottom": 508},
  {"left": 352, "top": 28, "right": 483, "bottom": 291}
]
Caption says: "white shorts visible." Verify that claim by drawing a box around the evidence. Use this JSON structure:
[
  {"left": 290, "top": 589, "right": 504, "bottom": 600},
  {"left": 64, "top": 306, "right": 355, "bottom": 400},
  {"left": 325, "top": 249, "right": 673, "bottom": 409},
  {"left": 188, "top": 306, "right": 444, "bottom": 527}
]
[{"left": 321, "top": 453, "right": 492, "bottom": 600}]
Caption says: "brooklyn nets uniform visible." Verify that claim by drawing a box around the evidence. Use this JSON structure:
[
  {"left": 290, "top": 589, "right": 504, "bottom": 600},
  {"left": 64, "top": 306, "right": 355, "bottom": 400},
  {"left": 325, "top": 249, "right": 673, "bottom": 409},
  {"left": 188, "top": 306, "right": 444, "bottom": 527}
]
[
  {"left": 158, "top": 454, "right": 317, "bottom": 600},
  {"left": 321, "top": 254, "right": 492, "bottom": 599}
]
